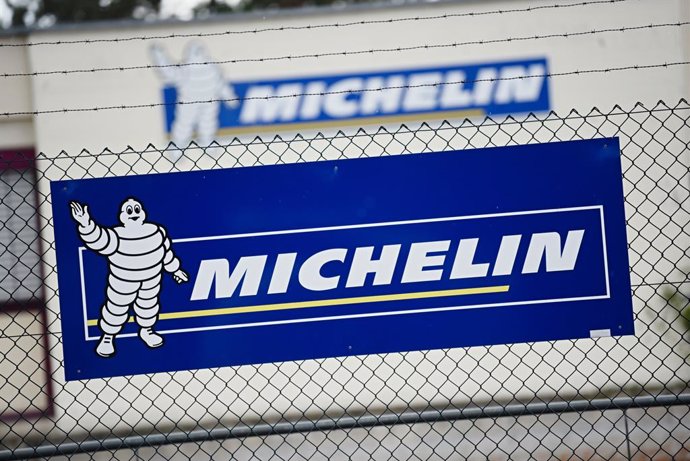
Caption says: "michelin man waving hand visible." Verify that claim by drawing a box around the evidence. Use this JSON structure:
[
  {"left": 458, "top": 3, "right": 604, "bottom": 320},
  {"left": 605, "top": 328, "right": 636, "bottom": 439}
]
[{"left": 70, "top": 199, "right": 188, "bottom": 358}]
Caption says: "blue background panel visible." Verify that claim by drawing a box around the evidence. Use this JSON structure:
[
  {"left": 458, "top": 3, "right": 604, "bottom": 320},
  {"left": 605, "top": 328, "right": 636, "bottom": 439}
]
[
  {"left": 51, "top": 138, "right": 632, "bottom": 380},
  {"left": 162, "top": 57, "right": 550, "bottom": 133}
]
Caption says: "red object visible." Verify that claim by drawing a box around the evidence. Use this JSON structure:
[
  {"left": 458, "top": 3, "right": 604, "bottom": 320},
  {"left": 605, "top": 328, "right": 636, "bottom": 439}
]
[{"left": 0, "top": 147, "right": 55, "bottom": 421}]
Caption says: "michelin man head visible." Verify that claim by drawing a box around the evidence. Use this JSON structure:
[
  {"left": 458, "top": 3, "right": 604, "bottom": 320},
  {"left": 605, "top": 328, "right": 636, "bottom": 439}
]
[{"left": 119, "top": 198, "right": 147, "bottom": 227}]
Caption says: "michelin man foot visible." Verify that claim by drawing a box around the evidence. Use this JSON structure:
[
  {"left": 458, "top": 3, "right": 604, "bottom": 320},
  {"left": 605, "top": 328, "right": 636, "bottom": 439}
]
[
  {"left": 96, "top": 334, "right": 115, "bottom": 358},
  {"left": 139, "top": 327, "right": 164, "bottom": 348}
]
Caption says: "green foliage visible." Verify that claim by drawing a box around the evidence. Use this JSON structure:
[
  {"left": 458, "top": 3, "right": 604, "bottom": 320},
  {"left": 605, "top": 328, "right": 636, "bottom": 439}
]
[
  {"left": 3, "top": 0, "right": 374, "bottom": 29},
  {"left": 641, "top": 266, "right": 690, "bottom": 360},
  {"left": 7, "top": 0, "right": 161, "bottom": 28},
  {"left": 234, "top": 0, "right": 369, "bottom": 13},
  {"left": 39, "top": 0, "right": 161, "bottom": 22},
  {"left": 662, "top": 282, "right": 690, "bottom": 332}
]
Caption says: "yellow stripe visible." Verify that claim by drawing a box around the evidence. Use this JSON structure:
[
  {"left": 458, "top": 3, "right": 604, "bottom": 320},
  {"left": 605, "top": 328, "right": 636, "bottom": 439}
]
[
  {"left": 164, "top": 109, "right": 484, "bottom": 139},
  {"left": 86, "top": 284, "right": 509, "bottom": 326},
  {"left": 215, "top": 109, "right": 485, "bottom": 136}
]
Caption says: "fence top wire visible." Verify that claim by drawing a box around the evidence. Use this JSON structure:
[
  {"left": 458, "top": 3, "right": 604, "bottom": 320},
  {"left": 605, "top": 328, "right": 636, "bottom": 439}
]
[
  {"left": 0, "top": 0, "right": 629, "bottom": 48},
  {"left": 27, "top": 98, "right": 689, "bottom": 160},
  {"left": 3, "top": 61, "right": 688, "bottom": 118},
  {"left": 3, "top": 21, "right": 686, "bottom": 79}
]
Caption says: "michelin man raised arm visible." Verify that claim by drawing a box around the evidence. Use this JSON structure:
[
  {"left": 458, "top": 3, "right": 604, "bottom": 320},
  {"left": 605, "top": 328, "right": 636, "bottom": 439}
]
[{"left": 70, "top": 199, "right": 188, "bottom": 358}]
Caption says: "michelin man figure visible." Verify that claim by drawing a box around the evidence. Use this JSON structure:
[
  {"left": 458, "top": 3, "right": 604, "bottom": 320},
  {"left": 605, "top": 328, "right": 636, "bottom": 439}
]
[
  {"left": 149, "top": 41, "right": 239, "bottom": 160},
  {"left": 70, "top": 199, "right": 188, "bottom": 358}
]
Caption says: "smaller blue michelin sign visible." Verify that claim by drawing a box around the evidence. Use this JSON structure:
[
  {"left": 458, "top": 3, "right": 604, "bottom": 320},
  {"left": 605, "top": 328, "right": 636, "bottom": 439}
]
[
  {"left": 160, "top": 56, "right": 549, "bottom": 140},
  {"left": 51, "top": 138, "right": 633, "bottom": 380}
]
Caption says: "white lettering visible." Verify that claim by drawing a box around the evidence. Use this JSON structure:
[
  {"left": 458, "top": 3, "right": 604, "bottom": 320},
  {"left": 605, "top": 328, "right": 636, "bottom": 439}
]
[
  {"left": 472, "top": 68, "right": 498, "bottom": 105},
  {"left": 239, "top": 84, "right": 302, "bottom": 124},
  {"left": 299, "top": 248, "right": 348, "bottom": 291},
  {"left": 402, "top": 72, "right": 443, "bottom": 112},
  {"left": 191, "top": 256, "right": 267, "bottom": 301},
  {"left": 360, "top": 75, "right": 405, "bottom": 115},
  {"left": 190, "top": 227, "right": 585, "bottom": 300},
  {"left": 267, "top": 253, "right": 297, "bottom": 294},
  {"left": 522, "top": 230, "right": 585, "bottom": 274},
  {"left": 300, "top": 81, "right": 327, "bottom": 120},
  {"left": 323, "top": 78, "right": 363, "bottom": 118},
  {"left": 494, "top": 64, "right": 546, "bottom": 104},
  {"left": 402, "top": 240, "right": 450, "bottom": 283},
  {"left": 492, "top": 235, "right": 522, "bottom": 276},
  {"left": 450, "top": 238, "right": 489, "bottom": 279},
  {"left": 440, "top": 71, "right": 473, "bottom": 108},
  {"left": 346, "top": 245, "right": 401, "bottom": 288}
]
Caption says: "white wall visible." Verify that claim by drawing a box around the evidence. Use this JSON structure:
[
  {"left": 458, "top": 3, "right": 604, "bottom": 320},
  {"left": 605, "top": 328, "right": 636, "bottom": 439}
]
[
  {"left": 8, "top": 0, "right": 687, "bottom": 156},
  {"left": 0, "top": 35, "right": 35, "bottom": 149}
]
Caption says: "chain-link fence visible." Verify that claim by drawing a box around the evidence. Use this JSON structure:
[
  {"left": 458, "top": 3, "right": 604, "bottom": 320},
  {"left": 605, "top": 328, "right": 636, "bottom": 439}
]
[{"left": 0, "top": 99, "right": 688, "bottom": 460}]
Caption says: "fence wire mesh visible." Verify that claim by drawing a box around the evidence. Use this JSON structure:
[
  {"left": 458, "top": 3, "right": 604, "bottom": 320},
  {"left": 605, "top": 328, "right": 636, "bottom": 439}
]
[{"left": 0, "top": 99, "right": 689, "bottom": 460}]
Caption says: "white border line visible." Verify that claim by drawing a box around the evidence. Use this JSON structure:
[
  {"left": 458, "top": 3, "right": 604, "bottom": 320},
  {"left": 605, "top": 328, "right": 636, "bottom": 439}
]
[
  {"left": 171, "top": 205, "right": 604, "bottom": 243},
  {"left": 78, "top": 247, "right": 90, "bottom": 340},
  {"left": 100, "top": 295, "right": 612, "bottom": 340},
  {"left": 79, "top": 205, "right": 611, "bottom": 340},
  {"left": 599, "top": 207, "right": 611, "bottom": 298}
]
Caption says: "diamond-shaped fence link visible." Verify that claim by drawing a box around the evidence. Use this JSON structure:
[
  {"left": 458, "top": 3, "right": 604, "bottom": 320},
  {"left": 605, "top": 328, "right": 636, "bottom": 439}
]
[{"left": 0, "top": 99, "right": 688, "bottom": 460}]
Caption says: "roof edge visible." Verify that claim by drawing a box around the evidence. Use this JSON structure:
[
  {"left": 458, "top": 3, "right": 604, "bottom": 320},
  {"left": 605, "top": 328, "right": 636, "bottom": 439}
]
[{"left": 0, "top": 0, "right": 481, "bottom": 38}]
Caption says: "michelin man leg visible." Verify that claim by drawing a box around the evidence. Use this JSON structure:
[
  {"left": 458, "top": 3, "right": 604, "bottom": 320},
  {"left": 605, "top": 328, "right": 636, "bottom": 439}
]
[
  {"left": 196, "top": 101, "right": 221, "bottom": 148},
  {"left": 170, "top": 105, "right": 199, "bottom": 161},
  {"left": 134, "top": 275, "right": 163, "bottom": 348},
  {"left": 97, "top": 276, "right": 140, "bottom": 357}
]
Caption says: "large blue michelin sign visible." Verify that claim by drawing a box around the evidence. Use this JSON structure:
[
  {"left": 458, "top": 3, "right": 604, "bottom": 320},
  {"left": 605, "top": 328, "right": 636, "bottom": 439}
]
[
  {"left": 51, "top": 138, "right": 633, "bottom": 380},
  {"left": 161, "top": 57, "right": 549, "bottom": 139}
]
